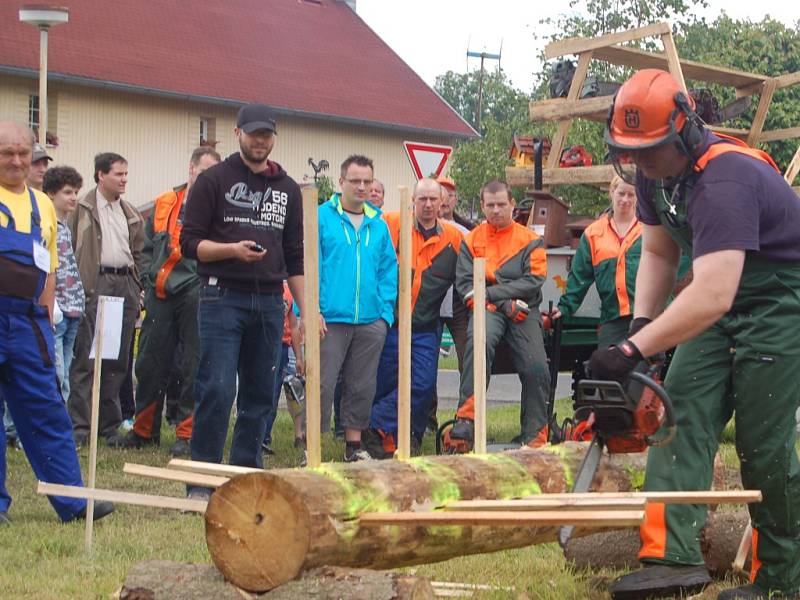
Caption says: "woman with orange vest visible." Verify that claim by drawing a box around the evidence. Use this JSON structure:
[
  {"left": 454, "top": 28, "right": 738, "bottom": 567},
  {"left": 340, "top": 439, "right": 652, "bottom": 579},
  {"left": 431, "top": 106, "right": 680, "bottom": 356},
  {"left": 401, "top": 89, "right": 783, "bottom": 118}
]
[{"left": 553, "top": 174, "right": 641, "bottom": 347}]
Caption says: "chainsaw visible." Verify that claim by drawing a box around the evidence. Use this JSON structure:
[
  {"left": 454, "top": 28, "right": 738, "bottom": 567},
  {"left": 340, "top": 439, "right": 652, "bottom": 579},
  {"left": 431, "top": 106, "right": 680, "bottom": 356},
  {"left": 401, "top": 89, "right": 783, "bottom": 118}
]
[{"left": 557, "top": 360, "right": 677, "bottom": 548}]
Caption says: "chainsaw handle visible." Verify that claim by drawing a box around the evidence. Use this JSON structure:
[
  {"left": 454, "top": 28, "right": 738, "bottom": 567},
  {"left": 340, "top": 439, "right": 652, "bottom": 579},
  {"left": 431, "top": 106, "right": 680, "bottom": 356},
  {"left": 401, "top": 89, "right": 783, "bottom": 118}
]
[{"left": 629, "top": 371, "right": 677, "bottom": 447}]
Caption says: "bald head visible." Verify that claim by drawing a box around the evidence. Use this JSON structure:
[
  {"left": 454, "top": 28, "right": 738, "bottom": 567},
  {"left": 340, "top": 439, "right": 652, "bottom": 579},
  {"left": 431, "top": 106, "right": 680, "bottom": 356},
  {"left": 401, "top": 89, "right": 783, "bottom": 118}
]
[
  {"left": 0, "top": 121, "right": 35, "bottom": 192},
  {"left": 412, "top": 178, "right": 442, "bottom": 229}
]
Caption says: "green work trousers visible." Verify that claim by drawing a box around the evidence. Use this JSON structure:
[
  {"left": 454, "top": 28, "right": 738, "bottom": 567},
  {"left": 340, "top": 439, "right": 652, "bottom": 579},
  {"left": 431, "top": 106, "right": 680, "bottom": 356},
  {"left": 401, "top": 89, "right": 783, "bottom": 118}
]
[
  {"left": 457, "top": 310, "right": 550, "bottom": 442},
  {"left": 640, "top": 259, "right": 800, "bottom": 594}
]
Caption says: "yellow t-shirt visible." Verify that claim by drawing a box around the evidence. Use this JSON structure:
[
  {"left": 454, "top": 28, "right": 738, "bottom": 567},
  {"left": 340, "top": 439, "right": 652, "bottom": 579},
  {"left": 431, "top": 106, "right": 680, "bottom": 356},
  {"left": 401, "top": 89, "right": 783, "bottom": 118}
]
[{"left": 0, "top": 185, "right": 58, "bottom": 273}]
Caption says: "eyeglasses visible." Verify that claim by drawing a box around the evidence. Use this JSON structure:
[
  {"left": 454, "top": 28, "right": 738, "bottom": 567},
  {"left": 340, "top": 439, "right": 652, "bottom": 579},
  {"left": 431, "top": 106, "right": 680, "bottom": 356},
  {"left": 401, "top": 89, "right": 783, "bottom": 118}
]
[{"left": 343, "top": 178, "right": 373, "bottom": 187}]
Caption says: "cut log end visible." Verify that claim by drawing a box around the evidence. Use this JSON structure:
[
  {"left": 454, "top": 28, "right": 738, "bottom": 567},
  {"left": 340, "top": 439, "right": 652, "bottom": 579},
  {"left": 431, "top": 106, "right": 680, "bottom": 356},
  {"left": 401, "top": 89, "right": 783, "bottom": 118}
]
[{"left": 205, "top": 472, "right": 311, "bottom": 592}]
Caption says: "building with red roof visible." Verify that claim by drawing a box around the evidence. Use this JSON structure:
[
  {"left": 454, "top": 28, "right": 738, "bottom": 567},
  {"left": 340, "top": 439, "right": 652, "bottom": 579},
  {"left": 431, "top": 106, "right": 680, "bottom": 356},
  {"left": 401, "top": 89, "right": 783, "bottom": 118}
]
[{"left": 1, "top": 0, "right": 476, "bottom": 208}]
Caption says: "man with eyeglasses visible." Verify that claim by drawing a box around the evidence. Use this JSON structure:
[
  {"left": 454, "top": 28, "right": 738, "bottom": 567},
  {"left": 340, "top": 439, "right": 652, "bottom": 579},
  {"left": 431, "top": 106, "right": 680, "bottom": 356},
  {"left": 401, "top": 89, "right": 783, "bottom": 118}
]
[
  {"left": 317, "top": 155, "right": 397, "bottom": 462},
  {"left": 592, "top": 70, "right": 800, "bottom": 600},
  {"left": 364, "top": 178, "right": 463, "bottom": 458}
]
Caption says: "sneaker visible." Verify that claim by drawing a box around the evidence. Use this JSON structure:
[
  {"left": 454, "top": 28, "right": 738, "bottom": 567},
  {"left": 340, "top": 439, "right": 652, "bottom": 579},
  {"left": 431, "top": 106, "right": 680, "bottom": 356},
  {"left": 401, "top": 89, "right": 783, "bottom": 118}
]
[
  {"left": 0, "top": 512, "right": 10, "bottom": 525},
  {"left": 261, "top": 443, "right": 275, "bottom": 456},
  {"left": 361, "top": 428, "right": 393, "bottom": 460},
  {"left": 609, "top": 564, "right": 712, "bottom": 600},
  {"left": 718, "top": 584, "right": 800, "bottom": 600},
  {"left": 299, "top": 450, "right": 308, "bottom": 468},
  {"left": 187, "top": 489, "right": 211, "bottom": 502},
  {"left": 120, "top": 418, "right": 134, "bottom": 432},
  {"left": 6, "top": 436, "right": 22, "bottom": 451},
  {"left": 106, "top": 430, "right": 159, "bottom": 449},
  {"left": 170, "top": 438, "right": 191, "bottom": 458},
  {"left": 65, "top": 500, "right": 115, "bottom": 523},
  {"left": 344, "top": 447, "right": 373, "bottom": 462}
]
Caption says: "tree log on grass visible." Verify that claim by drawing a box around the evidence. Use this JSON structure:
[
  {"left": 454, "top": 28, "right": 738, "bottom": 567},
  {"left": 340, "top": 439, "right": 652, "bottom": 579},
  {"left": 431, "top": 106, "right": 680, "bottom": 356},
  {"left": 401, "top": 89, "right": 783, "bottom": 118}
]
[{"left": 205, "top": 443, "right": 648, "bottom": 592}]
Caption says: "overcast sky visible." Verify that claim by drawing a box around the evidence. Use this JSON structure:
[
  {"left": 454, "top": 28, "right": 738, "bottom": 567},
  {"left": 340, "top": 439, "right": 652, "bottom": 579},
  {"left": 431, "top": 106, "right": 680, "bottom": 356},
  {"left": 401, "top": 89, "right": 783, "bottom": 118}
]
[{"left": 356, "top": 0, "right": 798, "bottom": 94}]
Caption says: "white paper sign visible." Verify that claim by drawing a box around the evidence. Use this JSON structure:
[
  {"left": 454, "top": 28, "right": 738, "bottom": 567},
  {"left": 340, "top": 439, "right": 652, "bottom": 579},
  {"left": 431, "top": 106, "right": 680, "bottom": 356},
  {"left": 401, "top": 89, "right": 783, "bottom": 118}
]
[{"left": 89, "top": 295, "right": 124, "bottom": 360}]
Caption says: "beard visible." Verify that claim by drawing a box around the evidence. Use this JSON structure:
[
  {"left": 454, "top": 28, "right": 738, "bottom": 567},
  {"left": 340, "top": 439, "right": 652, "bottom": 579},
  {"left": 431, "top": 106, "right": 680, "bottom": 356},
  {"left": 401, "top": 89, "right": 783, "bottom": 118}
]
[{"left": 240, "top": 141, "right": 270, "bottom": 164}]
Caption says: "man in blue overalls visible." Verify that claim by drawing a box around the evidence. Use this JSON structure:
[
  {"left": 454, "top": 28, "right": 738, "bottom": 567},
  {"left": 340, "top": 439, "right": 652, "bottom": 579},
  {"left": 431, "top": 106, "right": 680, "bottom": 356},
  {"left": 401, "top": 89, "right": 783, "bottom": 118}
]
[{"left": 0, "top": 121, "right": 113, "bottom": 524}]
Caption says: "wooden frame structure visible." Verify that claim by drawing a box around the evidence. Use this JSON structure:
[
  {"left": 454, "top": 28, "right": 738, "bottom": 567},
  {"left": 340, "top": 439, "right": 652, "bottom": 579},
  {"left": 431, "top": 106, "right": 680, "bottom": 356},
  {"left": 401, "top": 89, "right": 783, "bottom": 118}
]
[{"left": 506, "top": 21, "right": 800, "bottom": 189}]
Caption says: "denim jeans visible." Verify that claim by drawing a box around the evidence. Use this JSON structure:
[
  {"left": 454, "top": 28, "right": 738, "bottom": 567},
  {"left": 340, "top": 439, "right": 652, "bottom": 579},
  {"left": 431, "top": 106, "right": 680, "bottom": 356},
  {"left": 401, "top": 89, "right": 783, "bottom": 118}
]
[
  {"left": 54, "top": 315, "right": 81, "bottom": 402},
  {"left": 263, "top": 344, "right": 290, "bottom": 446},
  {"left": 2, "top": 397, "right": 15, "bottom": 440},
  {"left": 189, "top": 285, "right": 283, "bottom": 488}
]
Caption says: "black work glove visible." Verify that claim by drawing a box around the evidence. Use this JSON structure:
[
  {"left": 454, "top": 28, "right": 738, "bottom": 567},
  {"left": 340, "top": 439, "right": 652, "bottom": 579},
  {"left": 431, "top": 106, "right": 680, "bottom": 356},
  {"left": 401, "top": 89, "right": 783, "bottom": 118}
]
[
  {"left": 588, "top": 340, "right": 644, "bottom": 382},
  {"left": 628, "top": 317, "right": 652, "bottom": 337}
]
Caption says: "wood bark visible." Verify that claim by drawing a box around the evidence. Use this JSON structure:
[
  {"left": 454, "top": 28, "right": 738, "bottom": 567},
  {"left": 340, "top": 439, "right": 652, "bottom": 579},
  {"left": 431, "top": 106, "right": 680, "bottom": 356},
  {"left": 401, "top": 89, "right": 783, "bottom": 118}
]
[
  {"left": 205, "top": 443, "right": 646, "bottom": 592},
  {"left": 118, "top": 561, "right": 433, "bottom": 600},
  {"left": 564, "top": 509, "right": 751, "bottom": 576}
]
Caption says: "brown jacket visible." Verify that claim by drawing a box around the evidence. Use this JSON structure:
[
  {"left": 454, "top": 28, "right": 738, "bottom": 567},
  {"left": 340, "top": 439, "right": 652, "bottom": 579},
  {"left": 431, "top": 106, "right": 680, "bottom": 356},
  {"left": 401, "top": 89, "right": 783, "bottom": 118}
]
[{"left": 68, "top": 187, "right": 145, "bottom": 298}]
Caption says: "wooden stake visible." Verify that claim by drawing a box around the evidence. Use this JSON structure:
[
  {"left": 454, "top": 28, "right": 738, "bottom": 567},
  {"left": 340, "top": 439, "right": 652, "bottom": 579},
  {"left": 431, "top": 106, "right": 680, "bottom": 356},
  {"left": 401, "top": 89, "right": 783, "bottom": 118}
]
[
  {"left": 747, "top": 78, "right": 778, "bottom": 146},
  {"left": 38, "top": 482, "right": 207, "bottom": 513},
  {"left": 519, "top": 490, "right": 762, "bottom": 504},
  {"left": 302, "top": 186, "right": 321, "bottom": 468},
  {"left": 472, "top": 258, "right": 487, "bottom": 454},
  {"left": 397, "top": 186, "right": 413, "bottom": 460},
  {"left": 661, "top": 30, "right": 687, "bottom": 93},
  {"left": 123, "top": 463, "right": 228, "bottom": 488},
  {"left": 444, "top": 497, "right": 647, "bottom": 512},
  {"left": 167, "top": 458, "right": 262, "bottom": 478},
  {"left": 546, "top": 50, "right": 593, "bottom": 170},
  {"left": 783, "top": 144, "right": 800, "bottom": 185},
  {"left": 358, "top": 509, "right": 645, "bottom": 528},
  {"left": 85, "top": 296, "right": 105, "bottom": 551},
  {"left": 732, "top": 522, "right": 753, "bottom": 574}
]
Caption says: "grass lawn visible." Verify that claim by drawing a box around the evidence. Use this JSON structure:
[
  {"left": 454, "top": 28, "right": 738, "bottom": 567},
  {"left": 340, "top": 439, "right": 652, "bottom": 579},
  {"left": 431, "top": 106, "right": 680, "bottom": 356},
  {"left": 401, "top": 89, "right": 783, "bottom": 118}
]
[{"left": 0, "top": 400, "right": 774, "bottom": 600}]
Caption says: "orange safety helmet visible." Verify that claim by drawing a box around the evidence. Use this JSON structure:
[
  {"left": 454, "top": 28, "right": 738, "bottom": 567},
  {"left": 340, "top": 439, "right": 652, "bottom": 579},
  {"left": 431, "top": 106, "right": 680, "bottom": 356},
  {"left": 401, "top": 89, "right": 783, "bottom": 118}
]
[{"left": 604, "top": 69, "right": 695, "bottom": 151}]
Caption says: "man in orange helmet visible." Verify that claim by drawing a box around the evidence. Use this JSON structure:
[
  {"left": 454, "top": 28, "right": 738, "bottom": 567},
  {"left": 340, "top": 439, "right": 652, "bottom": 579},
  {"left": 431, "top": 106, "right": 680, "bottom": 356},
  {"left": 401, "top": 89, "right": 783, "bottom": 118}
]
[{"left": 591, "top": 69, "right": 800, "bottom": 600}]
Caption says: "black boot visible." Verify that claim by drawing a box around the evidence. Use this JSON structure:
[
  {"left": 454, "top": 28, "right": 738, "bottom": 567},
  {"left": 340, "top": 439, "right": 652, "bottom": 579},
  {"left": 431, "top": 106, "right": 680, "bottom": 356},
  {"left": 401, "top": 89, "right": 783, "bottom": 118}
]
[{"left": 609, "top": 564, "right": 711, "bottom": 599}]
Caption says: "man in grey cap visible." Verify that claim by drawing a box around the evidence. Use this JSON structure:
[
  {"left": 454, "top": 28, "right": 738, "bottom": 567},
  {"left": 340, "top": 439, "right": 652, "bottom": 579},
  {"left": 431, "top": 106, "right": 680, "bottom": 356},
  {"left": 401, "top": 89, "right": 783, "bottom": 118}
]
[
  {"left": 180, "top": 103, "right": 305, "bottom": 498},
  {"left": 25, "top": 143, "right": 52, "bottom": 190}
]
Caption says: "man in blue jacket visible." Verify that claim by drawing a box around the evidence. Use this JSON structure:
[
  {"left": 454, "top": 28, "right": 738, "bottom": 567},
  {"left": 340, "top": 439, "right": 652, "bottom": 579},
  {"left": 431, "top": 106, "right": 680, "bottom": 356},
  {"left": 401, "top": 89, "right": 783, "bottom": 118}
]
[{"left": 318, "top": 155, "right": 397, "bottom": 462}]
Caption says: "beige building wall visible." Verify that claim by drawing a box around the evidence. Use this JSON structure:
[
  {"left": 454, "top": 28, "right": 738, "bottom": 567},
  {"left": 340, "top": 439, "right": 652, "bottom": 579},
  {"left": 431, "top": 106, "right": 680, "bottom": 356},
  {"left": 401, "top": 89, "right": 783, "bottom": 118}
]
[{"left": 0, "top": 73, "right": 455, "bottom": 212}]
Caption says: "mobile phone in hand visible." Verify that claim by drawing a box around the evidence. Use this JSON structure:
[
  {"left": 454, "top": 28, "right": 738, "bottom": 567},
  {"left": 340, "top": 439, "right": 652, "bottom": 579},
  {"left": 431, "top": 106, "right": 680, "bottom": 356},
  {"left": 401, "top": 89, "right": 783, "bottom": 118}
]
[{"left": 249, "top": 243, "right": 266, "bottom": 252}]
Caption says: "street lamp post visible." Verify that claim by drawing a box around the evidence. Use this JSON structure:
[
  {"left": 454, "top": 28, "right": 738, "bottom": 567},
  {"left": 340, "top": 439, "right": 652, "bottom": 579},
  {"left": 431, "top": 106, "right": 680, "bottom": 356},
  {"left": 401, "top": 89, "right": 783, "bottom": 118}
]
[{"left": 19, "top": 5, "right": 69, "bottom": 146}]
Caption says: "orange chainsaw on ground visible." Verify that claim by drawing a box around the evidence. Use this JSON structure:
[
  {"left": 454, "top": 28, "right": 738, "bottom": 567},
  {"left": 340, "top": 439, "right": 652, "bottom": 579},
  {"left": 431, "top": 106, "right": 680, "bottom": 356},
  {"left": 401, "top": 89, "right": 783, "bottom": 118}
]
[{"left": 557, "top": 361, "right": 677, "bottom": 548}]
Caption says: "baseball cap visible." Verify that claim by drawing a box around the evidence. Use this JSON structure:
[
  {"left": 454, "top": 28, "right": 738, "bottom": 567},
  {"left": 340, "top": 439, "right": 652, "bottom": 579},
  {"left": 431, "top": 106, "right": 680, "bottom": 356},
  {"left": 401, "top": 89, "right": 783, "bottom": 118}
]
[
  {"left": 437, "top": 175, "right": 456, "bottom": 190},
  {"left": 32, "top": 142, "right": 53, "bottom": 163},
  {"left": 236, "top": 103, "right": 277, "bottom": 134}
]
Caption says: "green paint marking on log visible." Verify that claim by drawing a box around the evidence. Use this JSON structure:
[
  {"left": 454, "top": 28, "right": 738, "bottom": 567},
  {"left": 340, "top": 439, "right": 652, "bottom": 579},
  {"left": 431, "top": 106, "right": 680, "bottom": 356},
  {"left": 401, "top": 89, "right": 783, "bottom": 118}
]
[
  {"left": 539, "top": 445, "right": 574, "bottom": 490},
  {"left": 408, "top": 457, "right": 462, "bottom": 505},
  {"left": 478, "top": 453, "right": 542, "bottom": 498},
  {"left": 313, "top": 463, "right": 393, "bottom": 520},
  {"left": 625, "top": 464, "right": 646, "bottom": 490}
]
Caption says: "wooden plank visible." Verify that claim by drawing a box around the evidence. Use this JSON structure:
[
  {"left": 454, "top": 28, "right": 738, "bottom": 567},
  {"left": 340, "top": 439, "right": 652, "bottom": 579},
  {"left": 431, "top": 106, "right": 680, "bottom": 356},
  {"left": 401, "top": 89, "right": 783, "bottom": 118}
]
[
  {"left": 592, "top": 45, "right": 768, "bottom": 89},
  {"left": 732, "top": 523, "right": 752, "bottom": 574},
  {"left": 530, "top": 95, "right": 612, "bottom": 123},
  {"left": 747, "top": 78, "right": 778, "bottom": 146},
  {"left": 396, "top": 186, "right": 412, "bottom": 460},
  {"left": 547, "top": 51, "right": 594, "bottom": 169},
  {"left": 709, "top": 126, "right": 749, "bottom": 139},
  {"left": 759, "top": 126, "right": 800, "bottom": 144},
  {"left": 302, "top": 186, "right": 321, "bottom": 468},
  {"left": 660, "top": 31, "right": 687, "bottom": 92},
  {"left": 784, "top": 145, "right": 800, "bottom": 185},
  {"left": 444, "top": 497, "right": 647, "bottom": 512},
  {"left": 167, "top": 458, "right": 262, "bottom": 477},
  {"left": 38, "top": 482, "right": 207, "bottom": 513},
  {"left": 123, "top": 463, "right": 229, "bottom": 488},
  {"left": 473, "top": 258, "right": 487, "bottom": 454},
  {"left": 544, "top": 22, "right": 670, "bottom": 60},
  {"left": 520, "top": 490, "right": 761, "bottom": 504},
  {"left": 544, "top": 164, "right": 618, "bottom": 186},
  {"left": 359, "top": 510, "right": 645, "bottom": 527},
  {"left": 740, "top": 71, "right": 800, "bottom": 98}
]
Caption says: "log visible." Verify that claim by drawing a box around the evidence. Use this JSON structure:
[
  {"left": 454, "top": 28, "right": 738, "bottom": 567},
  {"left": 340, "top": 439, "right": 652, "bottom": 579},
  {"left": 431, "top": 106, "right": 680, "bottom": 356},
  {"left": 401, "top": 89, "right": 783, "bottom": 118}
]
[
  {"left": 118, "top": 561, "right": 434, "bottom": 600},
  {"left": 204, "top": 443, "right": 647, "bottom": 592},
  {"left": 563, "top": 508, "right": 751, "bottom": 576}
]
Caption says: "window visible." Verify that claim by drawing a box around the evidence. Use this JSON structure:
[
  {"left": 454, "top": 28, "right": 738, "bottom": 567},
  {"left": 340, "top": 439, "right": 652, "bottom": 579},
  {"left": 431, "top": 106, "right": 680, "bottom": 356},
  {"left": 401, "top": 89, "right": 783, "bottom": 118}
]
[
  {"left": 200, "top": 117, "right": 216, "bottom": 146},
  {"left": 28, "top": 94, "right": 40, "bottom": 132}
]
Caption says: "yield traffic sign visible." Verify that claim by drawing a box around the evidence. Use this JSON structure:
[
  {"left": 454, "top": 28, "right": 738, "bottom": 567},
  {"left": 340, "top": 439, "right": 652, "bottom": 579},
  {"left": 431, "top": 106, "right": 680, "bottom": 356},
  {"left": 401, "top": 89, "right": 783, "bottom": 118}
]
[{"left": 403, "top": 141, "right": 453, "bottom": 180}]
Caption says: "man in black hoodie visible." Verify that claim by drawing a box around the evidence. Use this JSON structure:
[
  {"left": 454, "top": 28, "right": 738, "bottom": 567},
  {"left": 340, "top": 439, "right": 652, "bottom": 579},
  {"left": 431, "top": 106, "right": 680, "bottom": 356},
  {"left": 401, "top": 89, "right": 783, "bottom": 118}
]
[{"left": 180, "top": 104, "right": 304, "bottom": 500}]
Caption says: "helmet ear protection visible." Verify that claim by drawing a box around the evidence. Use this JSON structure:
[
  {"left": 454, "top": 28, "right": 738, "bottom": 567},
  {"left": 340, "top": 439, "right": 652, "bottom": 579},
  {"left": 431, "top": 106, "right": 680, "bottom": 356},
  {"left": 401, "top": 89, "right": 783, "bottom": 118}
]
[{"left": 673, "top": 91, "right": 704, "bottom": 155}]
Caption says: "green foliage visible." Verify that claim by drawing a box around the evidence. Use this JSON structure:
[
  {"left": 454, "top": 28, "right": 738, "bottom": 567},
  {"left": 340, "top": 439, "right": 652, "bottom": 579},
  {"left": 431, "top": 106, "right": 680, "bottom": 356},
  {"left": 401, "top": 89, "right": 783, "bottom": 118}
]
[{"left": 315, "top": 175, "right": 335, "bottom": 204}]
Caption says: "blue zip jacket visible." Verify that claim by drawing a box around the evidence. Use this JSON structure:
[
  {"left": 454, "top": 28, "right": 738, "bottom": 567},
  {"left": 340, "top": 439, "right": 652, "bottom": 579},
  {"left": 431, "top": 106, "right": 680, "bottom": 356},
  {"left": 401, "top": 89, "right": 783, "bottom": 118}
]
[{"left": 318, "top": 194, "right": 398, "bottom": 326}]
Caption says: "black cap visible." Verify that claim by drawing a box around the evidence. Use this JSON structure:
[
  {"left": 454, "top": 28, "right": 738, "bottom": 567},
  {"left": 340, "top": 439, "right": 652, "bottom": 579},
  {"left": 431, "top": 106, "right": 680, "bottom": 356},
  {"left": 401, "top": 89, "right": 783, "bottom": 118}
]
[{"left": 236, "top": 103, "right": 277, "bottom": 134}]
